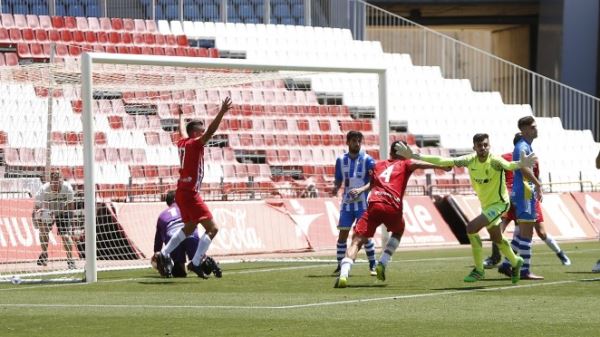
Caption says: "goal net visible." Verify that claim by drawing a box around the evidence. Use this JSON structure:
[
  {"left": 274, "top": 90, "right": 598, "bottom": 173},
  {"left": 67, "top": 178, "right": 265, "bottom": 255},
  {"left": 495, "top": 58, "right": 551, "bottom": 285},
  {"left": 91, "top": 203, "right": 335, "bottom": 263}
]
[{"left": 0, "top": 53, "right": 387, "bottom": 282}]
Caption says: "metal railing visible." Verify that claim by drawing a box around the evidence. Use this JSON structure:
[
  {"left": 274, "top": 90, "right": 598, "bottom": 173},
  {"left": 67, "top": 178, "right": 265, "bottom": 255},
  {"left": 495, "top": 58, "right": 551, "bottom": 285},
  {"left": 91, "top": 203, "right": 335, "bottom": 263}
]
[{"left": 362, "top": 1, "right": 600, "bottom": 140}]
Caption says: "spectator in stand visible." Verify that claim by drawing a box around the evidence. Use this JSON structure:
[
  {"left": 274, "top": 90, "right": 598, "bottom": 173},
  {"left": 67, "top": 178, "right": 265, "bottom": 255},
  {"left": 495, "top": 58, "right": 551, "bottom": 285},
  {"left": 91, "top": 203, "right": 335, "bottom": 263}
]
[{"left": 32, "top": 170, "right": 76, "bottom": 269}]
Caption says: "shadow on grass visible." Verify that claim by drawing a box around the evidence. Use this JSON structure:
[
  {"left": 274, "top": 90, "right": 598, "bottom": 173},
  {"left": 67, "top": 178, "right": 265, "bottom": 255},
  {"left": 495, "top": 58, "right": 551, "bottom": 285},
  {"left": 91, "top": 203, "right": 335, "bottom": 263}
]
[
  {"left": 432, "top": 286, "right": 486, "bottom": 291},
  {"left": 305, "top": 274, "right": 338, "bottom": 278},
  {"left": 338, "top": 283, "right": 388, "bottom": 288}
]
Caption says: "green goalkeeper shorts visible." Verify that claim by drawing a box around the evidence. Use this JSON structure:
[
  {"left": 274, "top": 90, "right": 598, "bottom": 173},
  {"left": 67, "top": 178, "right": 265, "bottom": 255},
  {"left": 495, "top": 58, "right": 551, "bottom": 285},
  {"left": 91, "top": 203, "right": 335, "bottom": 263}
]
[{"left": 483, "top": 201, "right": 510, "bottom": 228}]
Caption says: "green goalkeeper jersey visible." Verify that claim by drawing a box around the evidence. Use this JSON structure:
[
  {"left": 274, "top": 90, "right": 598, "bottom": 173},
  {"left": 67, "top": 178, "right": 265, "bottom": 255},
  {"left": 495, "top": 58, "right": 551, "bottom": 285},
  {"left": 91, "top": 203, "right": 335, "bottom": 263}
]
[{"left": 420, "top": 152, "right": 519, "bottom": 208}]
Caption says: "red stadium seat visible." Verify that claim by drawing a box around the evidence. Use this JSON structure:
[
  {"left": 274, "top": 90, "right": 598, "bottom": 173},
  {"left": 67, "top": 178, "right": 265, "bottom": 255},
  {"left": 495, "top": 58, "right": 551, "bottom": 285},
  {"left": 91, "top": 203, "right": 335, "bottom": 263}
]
[
  {"left": 30, "top": 43, "right": 44, "bottom": 58},
  {"left": 54, "top": 43, "right": 68, "bottom": 57},
  {"left": 142, "top": 33, "right": 155, "bottom": 45},
  {"left": 105, "top": 45, "right": 117, "bottom": 54},
  {"left": 132, "top": 32, "right": 143, "bottom": 44},
  {"left": 34, "top": 29, "right": 48, "bottom": 42},
  {"left": 121, "top": 32, "right": 133, "bottom": 44},
  {"left": 0, "top": 28, "right": 9, "bottom": 43},
  {"left": 208, "top": 48, "right": 219, "bottom": 58},
  {"left": 154, "top": 34, "right": 166, "bottom": 45},
  {"left": 16, "top": 43, "right": 31, "bottom": 57},
  {"left": 48, "top": 29, "right": 60, "bottom": 42},
  {"left": 141, "top": 46, "right": 153, "bottom": 55},
  {"left": 60, "top": 30, "right": 72, "bottom": 43},
  {"left": 0, "top": 53, "right": 5, "bottom": 67},
  {"left": 73, "top": 30, "right": 85, "bottom": 43},
  {"left": 85, "top": 31, "right": 96, "bottom": 43},
  {"left": 9, "top": 28, "right": 22, "bottom": 42},
  {"left": 64, "top": 16, "right": 77, "bottom": 30},
  {"left": 122, "top": 18, "right": 134, "bottom": 31},
  {"left": 50, "top": 16, "right": 64, "bottom": 29},
  {"left": 68, "top": 44, "right": 82, "bottom": 57},
  {"left": 176, "top": 35, "right": 188, "bottom": 46},
  {"left": 111, "top": 18, "right": 124, "bottom": 30}
]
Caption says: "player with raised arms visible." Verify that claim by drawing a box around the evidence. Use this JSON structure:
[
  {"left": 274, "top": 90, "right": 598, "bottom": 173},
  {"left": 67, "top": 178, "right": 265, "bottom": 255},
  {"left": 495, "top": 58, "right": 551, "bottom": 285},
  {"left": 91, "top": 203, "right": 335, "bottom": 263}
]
[
  {"left": 395, "top": 133, "right": 537, "bottom": 284},
  {"left": 154, "top": 97, "right": 232, "bottom": 278}
]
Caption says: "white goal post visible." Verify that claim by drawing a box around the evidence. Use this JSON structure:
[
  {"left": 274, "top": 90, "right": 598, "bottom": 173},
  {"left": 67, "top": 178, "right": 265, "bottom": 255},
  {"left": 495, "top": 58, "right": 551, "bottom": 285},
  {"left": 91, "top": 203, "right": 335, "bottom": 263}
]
[{"left": 81, "top": 52, "right": 390, "bottom": 283}]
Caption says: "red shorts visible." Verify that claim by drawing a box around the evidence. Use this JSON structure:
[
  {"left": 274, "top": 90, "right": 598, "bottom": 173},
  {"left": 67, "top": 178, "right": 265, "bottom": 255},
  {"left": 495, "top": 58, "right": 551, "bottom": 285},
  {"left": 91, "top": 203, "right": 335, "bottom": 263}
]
[
  {"left": 354, "top": 202, "right": 404, "bottom": 238},
  {"left": 502, "top": 202, "right": 544, "bottom": 223},
  {"left": 175, "top": 189, "right": 213, "bottom": 224}
]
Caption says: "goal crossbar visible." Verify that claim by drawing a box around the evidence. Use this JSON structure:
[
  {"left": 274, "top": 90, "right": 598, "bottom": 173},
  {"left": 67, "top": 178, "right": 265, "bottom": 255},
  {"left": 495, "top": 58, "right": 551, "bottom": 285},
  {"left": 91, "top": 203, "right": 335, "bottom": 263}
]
[{"left": 80, "top": 52, "right": 390, "bottom": 283}]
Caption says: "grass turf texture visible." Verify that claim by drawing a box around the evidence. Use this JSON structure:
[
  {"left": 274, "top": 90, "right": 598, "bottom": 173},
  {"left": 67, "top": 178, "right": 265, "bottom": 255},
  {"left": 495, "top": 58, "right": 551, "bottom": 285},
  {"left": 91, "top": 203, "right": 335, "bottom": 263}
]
[{"left": 1, "top": 241, "right": 599, "bottom": 337}]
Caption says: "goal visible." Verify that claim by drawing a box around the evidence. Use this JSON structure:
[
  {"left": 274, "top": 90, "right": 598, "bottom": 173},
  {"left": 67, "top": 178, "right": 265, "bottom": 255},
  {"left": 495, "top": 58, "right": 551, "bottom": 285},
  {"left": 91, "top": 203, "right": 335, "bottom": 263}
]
[{"left": 0, "top": 52, "right": 389, "bottom": 283}]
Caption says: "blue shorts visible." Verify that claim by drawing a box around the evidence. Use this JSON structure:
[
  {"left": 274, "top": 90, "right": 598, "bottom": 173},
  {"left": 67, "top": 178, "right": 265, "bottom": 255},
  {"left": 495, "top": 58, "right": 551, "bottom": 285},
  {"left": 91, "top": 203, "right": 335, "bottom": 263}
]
[
  {"left": 167, "top": 235, "right": 199, "bottom": 264},
  {"left": 338, "top": 209, "right": 366, "bottom": 230},
  {"left": 512, "top": 195, "right": 537, "bottom": 223}
]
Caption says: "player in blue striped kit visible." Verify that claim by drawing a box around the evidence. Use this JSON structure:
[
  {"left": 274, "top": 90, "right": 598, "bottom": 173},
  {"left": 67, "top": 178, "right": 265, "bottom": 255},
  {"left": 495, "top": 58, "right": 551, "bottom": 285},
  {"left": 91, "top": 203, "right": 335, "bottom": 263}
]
[{"left": 331, "top": 131, "right": 377, "bottom": 276}]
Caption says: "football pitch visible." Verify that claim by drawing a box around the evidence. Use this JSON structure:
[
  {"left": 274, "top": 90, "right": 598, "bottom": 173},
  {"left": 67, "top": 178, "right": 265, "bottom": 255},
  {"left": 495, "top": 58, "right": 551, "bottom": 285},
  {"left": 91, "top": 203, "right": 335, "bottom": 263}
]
[{"left": 1, "top": 241, "right": 599, "bottom": 337}]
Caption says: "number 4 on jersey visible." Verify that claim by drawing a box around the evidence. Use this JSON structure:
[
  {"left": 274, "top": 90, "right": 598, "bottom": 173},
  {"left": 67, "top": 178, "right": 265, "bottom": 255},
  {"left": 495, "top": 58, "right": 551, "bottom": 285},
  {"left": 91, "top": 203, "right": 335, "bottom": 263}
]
[{"left": 378, "top": 164, "right": 395, "bottom": 183}]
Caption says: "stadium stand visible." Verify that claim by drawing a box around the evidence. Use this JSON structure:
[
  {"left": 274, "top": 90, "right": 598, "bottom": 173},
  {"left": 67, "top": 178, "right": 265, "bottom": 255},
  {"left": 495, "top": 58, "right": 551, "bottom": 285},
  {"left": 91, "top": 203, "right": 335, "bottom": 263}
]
[{"left": 0, "top": 2, "right": 599, "bottom": 201}]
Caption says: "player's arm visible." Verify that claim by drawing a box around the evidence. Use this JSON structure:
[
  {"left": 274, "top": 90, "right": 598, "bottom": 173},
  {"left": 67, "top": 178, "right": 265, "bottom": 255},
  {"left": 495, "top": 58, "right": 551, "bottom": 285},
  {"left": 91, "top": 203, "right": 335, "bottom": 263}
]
[
  {"left": 495, "top": 150, "right": 537, "bottom": 171},
  {"left": 331, "top": 157, "right": 343, "bottom": 196},
  {"left": 347, "top": 157, "right": 375, "bottom": 197},
  {"left": 394, "top": 142, "right": 460, "bottom": 167},
  {"left": 178, "top": 105, "right": 188, "bottom": 139},
  {"left": 200, "top": 97, "right": 232, "bottom": 144},
  {"left": 409, "top": 160, "right": 453, "bottom": 171}
]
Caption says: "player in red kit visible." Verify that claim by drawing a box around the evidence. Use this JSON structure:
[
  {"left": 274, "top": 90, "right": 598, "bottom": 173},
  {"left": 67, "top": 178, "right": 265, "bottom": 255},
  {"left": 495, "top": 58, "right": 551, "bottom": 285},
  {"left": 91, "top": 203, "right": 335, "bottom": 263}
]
[
  {"left": 334, "top": 141, "right": 446, "bottom": 288},
  {"left": 154, "top": 97, "right": 232, "bottom": 278}
]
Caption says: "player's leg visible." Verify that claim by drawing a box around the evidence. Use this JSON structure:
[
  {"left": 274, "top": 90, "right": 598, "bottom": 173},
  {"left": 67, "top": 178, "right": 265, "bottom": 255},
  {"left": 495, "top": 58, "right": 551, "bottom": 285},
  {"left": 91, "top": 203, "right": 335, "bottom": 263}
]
[
  {"left": 170, "top": 247, "right": 188, "bottom": 278},
  {"left": 34, "top": 218, "right": 49, "bottom": 266},
  {"left": 484, "top": 217, "right": 510, "bottom": 268},
  {"left": 334, "top": 210, "right": 353, "bottom": 274},
  {"left": 375, "top": 205, "right": 405, "bottom": 282},
  {"left": 335, "top": 207, "right": 377, "bottom": 288},
  {"left": 57, "top": 213, "right": 75, "bottom": 269},
  {"left": 187, "top": 216, "right": 219, "bottom": 278},
  {"left": 462, "top": 213, "right": 495, "bottom": 282},
  {"left": 488, "top": 224, "right": 523, "bottom": 284},
  {"left": 353, "top": 208, "right": 376, "bottom": 275},
  {"left": 340, "top": 233, "right": 367, "bottom": 277},
  {"left": 513, "top": 196, "right": 543, "bottom": 280}
]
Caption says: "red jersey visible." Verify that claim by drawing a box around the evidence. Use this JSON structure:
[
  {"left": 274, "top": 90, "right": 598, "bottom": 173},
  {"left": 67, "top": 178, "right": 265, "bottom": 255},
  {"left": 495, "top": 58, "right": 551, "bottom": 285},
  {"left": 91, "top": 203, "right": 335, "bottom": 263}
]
[
  {"left": 367, "top": 158, "right": 413, "bottom": 211},
  {"left": 502, "top": 152, "right": 539, "bottom": 191},
  {"left": 177, "top": 138, "right": 205, "bottom": 191}
]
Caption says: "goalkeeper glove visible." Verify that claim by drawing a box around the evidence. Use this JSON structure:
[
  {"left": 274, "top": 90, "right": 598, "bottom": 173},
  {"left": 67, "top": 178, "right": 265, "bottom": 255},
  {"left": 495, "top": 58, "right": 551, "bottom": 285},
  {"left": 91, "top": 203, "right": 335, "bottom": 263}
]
[
  {"left": 394, "top": 142, "right": 415, "bottom": 159},
  {"left": 517, "top": 150, "right": 538, "bottom": 168}
]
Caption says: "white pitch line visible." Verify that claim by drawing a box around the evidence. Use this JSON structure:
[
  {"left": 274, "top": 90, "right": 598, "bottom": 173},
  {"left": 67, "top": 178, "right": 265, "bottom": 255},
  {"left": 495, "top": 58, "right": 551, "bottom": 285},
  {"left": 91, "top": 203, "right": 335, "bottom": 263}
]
[{"left": 1, "top": 276, "right": 599, "bottom": 310}]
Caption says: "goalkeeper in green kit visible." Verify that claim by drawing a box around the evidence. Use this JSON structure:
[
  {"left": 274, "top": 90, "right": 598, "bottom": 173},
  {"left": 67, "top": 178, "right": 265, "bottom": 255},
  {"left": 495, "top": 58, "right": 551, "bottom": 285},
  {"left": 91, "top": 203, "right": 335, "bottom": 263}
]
[{"left": 395, "top": 133, "right": 537, "bottom": 284}]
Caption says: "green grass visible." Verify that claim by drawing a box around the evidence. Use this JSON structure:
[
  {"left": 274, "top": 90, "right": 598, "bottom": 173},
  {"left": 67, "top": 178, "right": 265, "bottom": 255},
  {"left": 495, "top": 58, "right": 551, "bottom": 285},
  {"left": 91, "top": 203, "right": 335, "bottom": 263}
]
[{"left": 1, "top": 241, "right": 600, "bottom": 337}]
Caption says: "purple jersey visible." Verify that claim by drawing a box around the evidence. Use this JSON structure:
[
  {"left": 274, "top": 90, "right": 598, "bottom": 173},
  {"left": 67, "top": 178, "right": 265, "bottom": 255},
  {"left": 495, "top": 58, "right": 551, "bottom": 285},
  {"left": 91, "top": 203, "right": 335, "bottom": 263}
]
[{"left": 154, "top": 204, "right": 199, "bottom": 263}]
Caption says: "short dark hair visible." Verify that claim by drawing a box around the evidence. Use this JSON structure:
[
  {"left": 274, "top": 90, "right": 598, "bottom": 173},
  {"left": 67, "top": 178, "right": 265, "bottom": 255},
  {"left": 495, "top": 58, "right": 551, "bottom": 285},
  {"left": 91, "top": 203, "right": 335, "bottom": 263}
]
[
  {"left": 165, "top": 190, "right": 176, "bottom": 207},
  {"left": 513, "top": 132, "right": 522, "bottom": 145},
  {"left": 186, "top": 120, "right": 204, "bottom": 135},
  {"left": 346, "top": 130, "right": 363, "bottom": 142},
  {"left": 517, "top": 116, "right": 535, "bottom": 130},
  {"left": 472, "top": 133, "right": 489, "bottom": 144}
]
